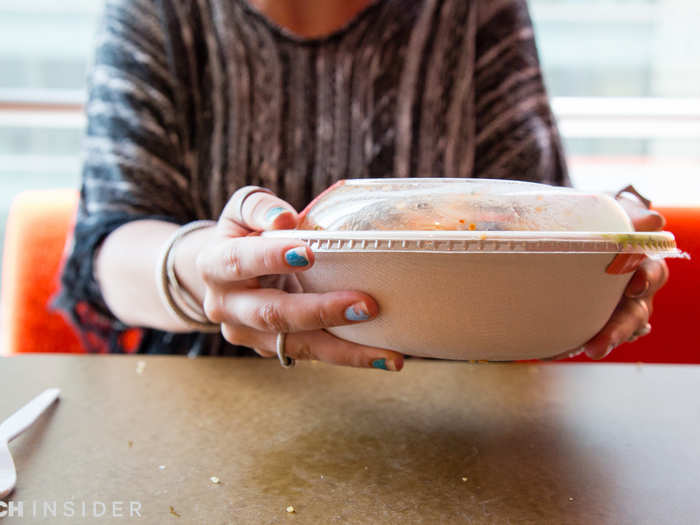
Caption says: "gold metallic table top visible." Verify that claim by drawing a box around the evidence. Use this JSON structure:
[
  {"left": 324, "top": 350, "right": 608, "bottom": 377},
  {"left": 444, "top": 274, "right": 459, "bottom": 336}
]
[{"left": 1, "top": 355, "right": 699, "bottom": 524}]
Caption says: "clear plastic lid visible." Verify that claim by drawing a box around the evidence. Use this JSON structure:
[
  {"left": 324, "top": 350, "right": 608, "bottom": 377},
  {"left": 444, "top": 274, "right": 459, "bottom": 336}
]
[{"left": 298, "top": 178, "right": 635, "bottom": 233}]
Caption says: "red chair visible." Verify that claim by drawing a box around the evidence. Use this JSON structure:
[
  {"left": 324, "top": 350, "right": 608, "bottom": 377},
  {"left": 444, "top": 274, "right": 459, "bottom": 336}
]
[
  {"left": 1, "top": 191, "right": 697, "bottom": 362},
  {"left": 1, "top": 190, "right": 144, "bottom": 355},
  {"left": 1, "top": 189, "right": 85, "bottom": 354}
]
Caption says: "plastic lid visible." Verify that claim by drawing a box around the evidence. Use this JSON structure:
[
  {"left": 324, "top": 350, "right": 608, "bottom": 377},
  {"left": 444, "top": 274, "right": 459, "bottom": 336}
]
[
  {"left": 264, "top": 229, "right": 682, "bottom": 257},
  {"left": 298, "top": 178, "right": 635, "bottom": 233}
]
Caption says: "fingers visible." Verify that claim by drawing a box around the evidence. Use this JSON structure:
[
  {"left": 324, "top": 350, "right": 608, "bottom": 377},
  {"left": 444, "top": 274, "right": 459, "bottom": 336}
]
[
  {"left": 221, "top": 186, "right": 299, "bottom": 232},
  {"left": 615, "top": 195, "right": 666, "bottom": 232},
  {"left": 221, "top": 324, "right": 404, "bottom": 371},
  {"left": 206, "top": 287, "right": 378, "bottom": 333},
  {"left": 583, "top": 296, "right": 651, "bottom": 360},
  {"left": 578, "top": 257, "right": 668, "bottom": 361},
  {"left": 624, "top": 258, "right": 669, "bottom": 299},
  {"left": 197, "top": 237, "right": 314, "bottom": 284},
  {"left": 632, "top": 209, "right": 665, "bottom": 232}
]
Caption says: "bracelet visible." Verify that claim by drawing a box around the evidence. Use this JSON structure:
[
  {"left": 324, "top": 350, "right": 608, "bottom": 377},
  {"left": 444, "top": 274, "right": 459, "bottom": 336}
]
[{"left": 156, "top": 220, "right": 221, "bottom": 333}]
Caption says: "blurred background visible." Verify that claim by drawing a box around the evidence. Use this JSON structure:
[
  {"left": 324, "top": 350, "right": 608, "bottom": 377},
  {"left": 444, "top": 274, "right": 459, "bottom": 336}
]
[{"left": 0, "top": 0, "right": 699, "bottom": 278}]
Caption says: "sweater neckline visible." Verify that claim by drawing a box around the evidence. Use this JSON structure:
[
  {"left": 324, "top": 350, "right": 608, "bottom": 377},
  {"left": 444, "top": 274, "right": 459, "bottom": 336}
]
[{"left": 237, "top": 0, "right": 384, "bottom": 45}]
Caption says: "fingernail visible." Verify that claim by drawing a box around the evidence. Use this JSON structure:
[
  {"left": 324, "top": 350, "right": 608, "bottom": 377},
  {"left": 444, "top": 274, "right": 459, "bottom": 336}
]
[
  {"left": 285, "top": 247, "right": 309, "bottom": 267},
  {"left": 594, "top": 343, "right": 616, "bottom": 360},
  {"left": 603, "top": 344, "right": 617, "bottom": 359},
  {"left": 568, "top": 347, "right": 585, "bottom": 359},
  {"left": 585, "top": 343, "right": 614, "bottom": 360},
  {"left": 345, "top": 302, "right": 371, "bottom": 322},
  {"left": 627, "top": 280, "right": 650, "bottom": 298},
  {"left": 265, "top": 206, "right": 288, "bottom": 224},
  {"left": 371, "top": 358, "right": 399, "bottom": 372}
]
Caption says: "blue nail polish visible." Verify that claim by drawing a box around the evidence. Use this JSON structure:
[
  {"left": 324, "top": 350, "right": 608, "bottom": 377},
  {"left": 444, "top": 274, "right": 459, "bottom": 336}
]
[
  {"left": 285, "top": 248, "right": 309, "bottom": 267},
  {"left": 265, "top": 206, "right": 287, "bottom": 223},
  {"left": 372, "top": 358, "right": 389, "bottom": 370},
  {"left": 345, "top": 304, "right": 370, "bottom": 322}
]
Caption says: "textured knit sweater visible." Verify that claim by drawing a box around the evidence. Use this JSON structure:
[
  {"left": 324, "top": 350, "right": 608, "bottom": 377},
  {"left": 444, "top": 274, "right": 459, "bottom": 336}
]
[{"left": 57, "top": 0, "right": 570, "bottom": 355}]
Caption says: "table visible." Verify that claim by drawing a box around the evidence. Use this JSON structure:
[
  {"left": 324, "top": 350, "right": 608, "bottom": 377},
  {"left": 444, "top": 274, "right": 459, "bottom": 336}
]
[{"left": 1, "top": 356, "right": 699, "bottom": 524}]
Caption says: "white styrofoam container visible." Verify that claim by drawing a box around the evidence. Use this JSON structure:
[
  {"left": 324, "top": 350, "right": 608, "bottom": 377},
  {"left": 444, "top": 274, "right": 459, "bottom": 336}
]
[
  {"left": 264, "top": 179, "right": 685, "bottom": 360},
  {"left": 263, "top": 230, "right": 682, "bottom": 360}
]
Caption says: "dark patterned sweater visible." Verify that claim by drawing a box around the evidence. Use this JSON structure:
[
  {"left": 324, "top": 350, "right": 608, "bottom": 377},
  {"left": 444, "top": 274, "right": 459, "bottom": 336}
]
[{"left": 57, "top": 0, "right": 570, "bottom": 355}]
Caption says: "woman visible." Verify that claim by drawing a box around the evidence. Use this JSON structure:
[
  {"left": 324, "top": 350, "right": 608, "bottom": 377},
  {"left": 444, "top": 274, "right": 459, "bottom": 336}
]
[{"left": 57, "top": 0, "right": 667, "bottom": 367}]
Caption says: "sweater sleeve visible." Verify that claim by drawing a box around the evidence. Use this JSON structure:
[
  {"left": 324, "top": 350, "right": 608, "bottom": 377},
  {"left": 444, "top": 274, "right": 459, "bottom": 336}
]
[
  {"left": 473, "top": 0, "right": 571, "bottom": 187},
  {"left": 55, "top": 0, "right": 196, "bottom": 352}
]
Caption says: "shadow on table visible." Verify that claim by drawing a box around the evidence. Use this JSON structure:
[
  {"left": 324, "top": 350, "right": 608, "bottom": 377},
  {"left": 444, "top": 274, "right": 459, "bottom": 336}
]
[{"left": 246, "top": 393, "right": 614, "bottom": 522}]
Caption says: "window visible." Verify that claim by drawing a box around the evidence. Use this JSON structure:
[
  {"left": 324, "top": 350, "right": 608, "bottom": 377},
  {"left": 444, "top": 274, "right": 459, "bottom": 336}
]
[
  {"left": 0, "top": 0, "right": 101, "bottom": 266},
  {"left": 0, "top": 0, "right": 698, "bottom": 272},
  {"left": 531, "top": 0, "right": 700, "bottom": 203}
]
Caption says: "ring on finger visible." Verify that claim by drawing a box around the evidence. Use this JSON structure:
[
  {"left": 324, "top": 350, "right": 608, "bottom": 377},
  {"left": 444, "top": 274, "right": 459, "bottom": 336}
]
[
  {"left": 232, "top": 186, "right": 274, "bottom": 227},
  {"left": 276, "top": 332, "right": 295, "bottom": 368}
]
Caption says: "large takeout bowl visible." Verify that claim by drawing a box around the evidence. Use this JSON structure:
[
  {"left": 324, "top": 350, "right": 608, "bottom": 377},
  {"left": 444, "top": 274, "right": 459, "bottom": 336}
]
[{"left": 264, "top": 179, "right": 683, "bottom": 361}]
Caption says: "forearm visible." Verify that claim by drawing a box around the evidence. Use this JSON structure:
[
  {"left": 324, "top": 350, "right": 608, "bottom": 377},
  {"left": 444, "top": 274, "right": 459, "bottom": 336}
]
[{"left": 95, "top": 219, "right": 217, "bottom": 331}]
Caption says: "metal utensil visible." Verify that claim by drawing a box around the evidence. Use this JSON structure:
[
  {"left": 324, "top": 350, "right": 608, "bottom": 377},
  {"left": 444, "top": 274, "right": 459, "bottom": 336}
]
[{"left": 0, "top": 389, "right": 60, "bottom": 499}]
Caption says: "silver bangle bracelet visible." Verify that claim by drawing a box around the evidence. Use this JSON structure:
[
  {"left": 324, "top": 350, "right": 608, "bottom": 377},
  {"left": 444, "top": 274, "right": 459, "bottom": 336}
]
[{"left": 156, "top": 220, "right": 221, "bottom": 333}]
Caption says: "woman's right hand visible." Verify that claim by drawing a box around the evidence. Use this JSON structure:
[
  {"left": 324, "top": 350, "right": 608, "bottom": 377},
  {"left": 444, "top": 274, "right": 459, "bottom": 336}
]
[{"left": 195, "top": 187, "right": 404, "bottom": 371}]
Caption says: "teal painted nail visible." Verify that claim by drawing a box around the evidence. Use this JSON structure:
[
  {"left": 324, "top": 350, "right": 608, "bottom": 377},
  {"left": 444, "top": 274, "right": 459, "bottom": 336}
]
[
  {"left": 265, "top": 206, "right": 287, "bottom": 223},
  {"left": 285, "top": 247, "right": 309, "bottom": 267},
  {"left": 345, "top": 303, "right": 370, "bottom": 322},
  {"left": 372, "top": 358, "right": 389, "bottom": 370}
]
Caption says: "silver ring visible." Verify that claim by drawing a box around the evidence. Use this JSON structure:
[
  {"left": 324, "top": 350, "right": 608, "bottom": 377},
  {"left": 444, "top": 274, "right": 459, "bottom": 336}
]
[
  {"left": 232, "top": 186, "right": 274, "bottom": 226},
  {"left": 276, "top": 332, "right": 295, "bottom": 368}
]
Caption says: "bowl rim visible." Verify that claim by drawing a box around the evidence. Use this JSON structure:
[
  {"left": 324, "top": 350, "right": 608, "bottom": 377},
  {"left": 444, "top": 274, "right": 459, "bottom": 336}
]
[{"left": 263, "top": 230, "right": 681, "bottom": 255}]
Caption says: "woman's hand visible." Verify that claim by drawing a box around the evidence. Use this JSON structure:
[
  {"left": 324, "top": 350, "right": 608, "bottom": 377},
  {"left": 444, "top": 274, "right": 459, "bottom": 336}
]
[
  {"left": 558, "top": 195, "right": 669, "bottom": 360},
  {"left": 196, "top": 187, "right": 404, "bottom": 371}
]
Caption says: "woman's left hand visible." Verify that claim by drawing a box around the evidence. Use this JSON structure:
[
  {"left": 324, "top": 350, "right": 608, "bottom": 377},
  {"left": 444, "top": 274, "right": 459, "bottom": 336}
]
[{"left": 558, "top": 195, "right": 670, "bottom": 360}]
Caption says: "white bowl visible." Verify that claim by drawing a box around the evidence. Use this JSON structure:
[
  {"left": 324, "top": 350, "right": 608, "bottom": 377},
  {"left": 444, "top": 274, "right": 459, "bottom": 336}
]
[
  {"left": 264, "top": 229, "right": 681, "bottom": 360},
  {"left": 265, "top": 179, "right": 683, "bottom": 360}
]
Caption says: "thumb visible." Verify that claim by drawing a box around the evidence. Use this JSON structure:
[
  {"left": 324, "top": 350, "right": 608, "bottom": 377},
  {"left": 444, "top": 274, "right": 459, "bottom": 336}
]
[{"left": 616, "top": 195, "right": 666, "bottom": 232}]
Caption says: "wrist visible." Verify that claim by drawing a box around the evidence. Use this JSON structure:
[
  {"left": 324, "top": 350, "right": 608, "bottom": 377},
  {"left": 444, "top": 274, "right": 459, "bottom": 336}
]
[
  {"left": 172, "top": 222, "right": 219, "bottom": 305},
  {"left": 156, "top": 221, "right": 219, "bottom": 332}
]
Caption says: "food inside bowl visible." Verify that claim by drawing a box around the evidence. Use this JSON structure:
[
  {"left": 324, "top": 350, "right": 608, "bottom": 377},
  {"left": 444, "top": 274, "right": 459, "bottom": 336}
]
[{"left": 298, "top": 178, "right": 634, "bottom": 233}]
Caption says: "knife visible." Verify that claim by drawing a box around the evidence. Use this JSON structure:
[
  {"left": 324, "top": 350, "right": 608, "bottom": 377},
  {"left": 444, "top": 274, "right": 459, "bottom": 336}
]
[
  {"left": 0, "top": 388, "right": 61, "bottom": 443},
  {"left": 0, "top": 389, "right": 60, "bottom": 499}
]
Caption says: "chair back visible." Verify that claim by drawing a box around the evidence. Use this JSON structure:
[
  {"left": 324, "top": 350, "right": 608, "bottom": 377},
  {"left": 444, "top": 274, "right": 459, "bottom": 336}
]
[
  {"left": 568, "top": 206, "right": 699, "bottom": 363},
  {"left": 1, "top": 189, "right": 85, "bottom": 354}
]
